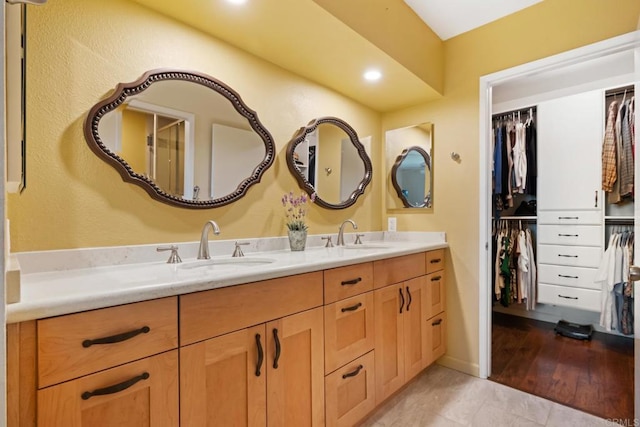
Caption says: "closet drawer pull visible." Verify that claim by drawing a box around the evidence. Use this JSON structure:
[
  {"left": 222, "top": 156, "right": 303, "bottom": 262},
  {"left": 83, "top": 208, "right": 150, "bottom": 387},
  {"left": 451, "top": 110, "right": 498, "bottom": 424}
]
[
  {"left": 432, "top": 318, "right": 443, "bottom": 326},
  {"left": 430, "top": 258, "right": 442, "bottom": 264},
  {"left": 558, "top": 274, "right": 579, "bottom": 279},
  {"left": 81, "top": 372, "right": 149, "bottom": 400},
  {"left": 558, "top": 216, "right": 579, "bottom": 220},
  {"left": 341, "top": 277, "right": 362, "bottom": 286},
  {"left": 342, "top": 364, "right": 364, "bottom": 379},
  {"left": 82, "top": 326, "right": 150, "bottom": 348},
  {"left": 431, "top": 276, "right": 442, "bottom": 281},
  {"left": 558, "top": 294, "right": 579, "bottom": 300},
  {"left": 341, "top": 302, "right": 362, "bottom": 313},
  {"left": 558, "top": 254, "right": 578, "bottom": 258},
  {"left": 558, "top": 234, "right": 579, "bottom": 237}
]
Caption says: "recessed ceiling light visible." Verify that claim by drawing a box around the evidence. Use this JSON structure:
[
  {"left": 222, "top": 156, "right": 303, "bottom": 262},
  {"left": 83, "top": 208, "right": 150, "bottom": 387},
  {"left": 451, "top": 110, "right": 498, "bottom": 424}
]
[{"left": 363, "top": 69, "right": 382, "bottom": 82}]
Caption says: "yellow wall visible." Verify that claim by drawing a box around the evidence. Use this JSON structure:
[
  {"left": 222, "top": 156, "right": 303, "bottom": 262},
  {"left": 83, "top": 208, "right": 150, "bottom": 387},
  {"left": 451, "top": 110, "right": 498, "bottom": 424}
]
[
  {"left": 120, "top": 109, "right": 148, "bottom": 174},
  {"left": 8, "top": 0, "right": 382, "bottom": 252},
  {"left": 382, "top": 0, "right": 640, "bottom": 374}
]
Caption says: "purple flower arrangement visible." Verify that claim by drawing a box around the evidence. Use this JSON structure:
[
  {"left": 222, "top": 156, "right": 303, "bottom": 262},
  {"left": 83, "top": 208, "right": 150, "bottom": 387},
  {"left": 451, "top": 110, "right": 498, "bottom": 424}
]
[{"left": 282, "top": 191, "right": 316, "bottom": 231}]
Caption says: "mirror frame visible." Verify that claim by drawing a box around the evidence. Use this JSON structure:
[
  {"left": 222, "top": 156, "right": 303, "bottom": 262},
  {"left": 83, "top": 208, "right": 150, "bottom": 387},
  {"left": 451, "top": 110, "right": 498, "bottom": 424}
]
[
  {"left": 390, "top": 145, "right": 431, "bottom": 208},
  {"left": 83, "top": 68, "right": 276, "bottom": 209},
  {"left": 286, "top": 117, "right": 372, "bottom": 210}
]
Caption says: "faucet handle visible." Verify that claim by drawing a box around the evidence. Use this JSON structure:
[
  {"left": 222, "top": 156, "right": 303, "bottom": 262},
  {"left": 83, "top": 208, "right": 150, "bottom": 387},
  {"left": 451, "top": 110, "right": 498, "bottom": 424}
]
[
  {"left": 233, "top": 242, "right": 250, "bottom": 257},
  {"left": 322, "top": 236, "right": 334, "bottom": 248},
  {"left": 354, "top": 234, "right": 365, "bottom": 245},
  {"left": 157, "top": 245, "right": 182, "bottom": 264}
]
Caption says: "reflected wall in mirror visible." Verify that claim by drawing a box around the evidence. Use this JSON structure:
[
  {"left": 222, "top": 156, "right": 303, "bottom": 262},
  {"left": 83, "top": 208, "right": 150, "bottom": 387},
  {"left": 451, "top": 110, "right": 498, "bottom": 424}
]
[
  {"left": 84, "top": 69, "right": 275, "bottom": 209},
  {"left": 286, "top": 117, "right": 372, "bottom": 210},
  {"left": 385, "top": 123, "right": 433, "bottom": 209}
]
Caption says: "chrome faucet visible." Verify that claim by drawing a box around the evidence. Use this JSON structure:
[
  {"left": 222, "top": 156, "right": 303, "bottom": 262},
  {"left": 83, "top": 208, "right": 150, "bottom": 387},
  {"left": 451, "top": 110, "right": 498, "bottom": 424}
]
[
  {"left": 337, "top": 219, "right": 357, "bottom": 246},
  {"left": 197, "top": 220, "right": 221, "bottom": 259}
]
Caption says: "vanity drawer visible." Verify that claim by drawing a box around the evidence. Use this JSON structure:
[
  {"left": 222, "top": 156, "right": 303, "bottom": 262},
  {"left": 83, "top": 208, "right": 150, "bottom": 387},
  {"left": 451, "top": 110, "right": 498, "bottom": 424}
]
[
  {"left": 325, "top": 351, "right": 376, "bottom": 427},
  {"left": 537, "top": 244, "right": 603, "bottom": 268},
  {"left": 537, "top": 284, "right": 601, "bottom": 312},
  {"left": 425, "top": 271, "right": 446, "bottom": 319},
  {"left": 37, "top": 297, "right": 178, "bottom": 388},
  {"left": 426, "top": 249, "right": 445, "bottom": 274},
  {"left": 373, "top": 253, "right": 426, "bottom": 289},
  {"left": 538, "top": 225, "right": 602, "bottom": 247},
  {"left": 324, "top": 292, "right": 374, "bottom": 374},
  {"left": 538, "top": 210, "right": 602, "bottom": 225},
  {"left": 324, "top": 262, "right": 374, "bottom": 304},
  {"left": 538, "top": 264, "right": 599, "bottom": 290},
  {"left": 180, "top": 271, "right": 323, "bottom": 346}
]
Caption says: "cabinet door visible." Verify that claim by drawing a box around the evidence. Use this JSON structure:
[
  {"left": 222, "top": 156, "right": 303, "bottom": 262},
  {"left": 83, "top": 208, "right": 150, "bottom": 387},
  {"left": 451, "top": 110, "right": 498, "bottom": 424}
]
[
  {"left": 537, "top": 90, "right": 604, "bottom": 210},
  {"left": 403, "top": 276, "right": 428, "bottom": 381},
  {"left": 374, "top": 284, "right": 404, "bottom": 404},
  {"left": 37, "top": 350, "right": 178, "bottom": 427},
  {"left": 266, "top": 307, "right": 325, "bottom": 427},
  {"left": 425, "top": 313, "right": 447, "bottom": 367},
  {"left": 180, "top": 325, "right": 267, "bottom": 427}
]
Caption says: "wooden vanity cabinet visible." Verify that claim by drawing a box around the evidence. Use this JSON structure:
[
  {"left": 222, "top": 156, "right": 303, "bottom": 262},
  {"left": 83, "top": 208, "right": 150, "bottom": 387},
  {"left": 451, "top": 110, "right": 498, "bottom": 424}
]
[{"left": 179, "top": 273, "right": 325, "bottom": 427}]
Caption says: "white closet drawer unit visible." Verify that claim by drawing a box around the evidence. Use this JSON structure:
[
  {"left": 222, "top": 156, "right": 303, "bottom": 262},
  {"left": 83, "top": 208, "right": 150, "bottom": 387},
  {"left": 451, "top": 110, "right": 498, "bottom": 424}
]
[
  {"left": 537, "top": 284, "right": 601, "bottom": 312},
  {"left": 537, "top": 225, "right": 602, "bottom": 247},
  {"left": 537, "top": 264, "right": 599, "bottom": 290},
  {"left": 537, "top": 244, "right": 603, "bottom": 268},
  {"left": 538, "top": 210, "right": 602, "bottom": 225}
]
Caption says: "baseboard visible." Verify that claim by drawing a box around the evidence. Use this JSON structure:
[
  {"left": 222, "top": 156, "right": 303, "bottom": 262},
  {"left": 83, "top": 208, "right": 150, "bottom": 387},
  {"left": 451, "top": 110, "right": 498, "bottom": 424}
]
[{"left": 437, "top": 355, "right": 479, "bottom": 377}]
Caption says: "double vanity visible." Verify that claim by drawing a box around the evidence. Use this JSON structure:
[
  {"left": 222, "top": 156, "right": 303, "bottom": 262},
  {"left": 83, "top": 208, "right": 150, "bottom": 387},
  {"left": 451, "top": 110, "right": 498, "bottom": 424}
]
[{"left": 7, "top": 232, "right": 447, "bottom": 426}]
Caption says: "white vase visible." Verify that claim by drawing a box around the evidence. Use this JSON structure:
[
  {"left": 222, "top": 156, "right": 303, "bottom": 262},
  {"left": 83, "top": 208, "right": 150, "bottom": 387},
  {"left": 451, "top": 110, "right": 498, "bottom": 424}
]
[{"left": 288, "top": 229, "right": 307, "bottom": 251}]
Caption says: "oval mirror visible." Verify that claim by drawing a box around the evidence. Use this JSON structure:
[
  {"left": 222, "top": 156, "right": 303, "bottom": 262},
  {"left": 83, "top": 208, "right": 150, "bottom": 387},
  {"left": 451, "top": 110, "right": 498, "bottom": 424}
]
[
  {"left": 84, "top": 69, "right": 275, "bottom": 209},
  {"left": 385, "top": 123, "right": 433, "bottom": 209},
  {"left": 286, "top": 117, "right": 372, "bottom": 209},
  {"left": 391, "top": 146, "right": 432, "bottom": 208}
]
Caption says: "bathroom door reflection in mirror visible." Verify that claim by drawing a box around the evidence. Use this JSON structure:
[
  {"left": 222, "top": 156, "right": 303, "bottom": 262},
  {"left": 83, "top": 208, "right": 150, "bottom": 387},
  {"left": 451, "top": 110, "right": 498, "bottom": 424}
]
[{"left": 385, "top": 123, "right": 434, "bottom": 209}]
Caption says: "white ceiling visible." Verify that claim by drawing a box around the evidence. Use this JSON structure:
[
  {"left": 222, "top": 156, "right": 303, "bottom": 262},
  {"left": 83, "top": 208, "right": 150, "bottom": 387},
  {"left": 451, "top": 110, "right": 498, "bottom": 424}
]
[{"left": 404, "top": 0, "right": 544, "bottom": 40}]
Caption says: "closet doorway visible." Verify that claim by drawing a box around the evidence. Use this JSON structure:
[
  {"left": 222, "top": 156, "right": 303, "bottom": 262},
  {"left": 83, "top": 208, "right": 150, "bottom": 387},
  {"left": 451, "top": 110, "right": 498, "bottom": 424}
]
[{"left": 478, "top": 30, "right": 640, "bottom": 421}]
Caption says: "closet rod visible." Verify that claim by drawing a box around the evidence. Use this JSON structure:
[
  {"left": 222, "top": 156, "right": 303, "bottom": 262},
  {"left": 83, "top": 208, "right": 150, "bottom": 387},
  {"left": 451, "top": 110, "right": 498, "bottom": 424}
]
[
  {"left": 493, "top": 216, "right": 536, "bottom": 221},
  {"left": 605, "top": 85, "right": 635, "bottom": 98},
  {"left": 492, "top": 105, "right": 536, "bottom": 118}
]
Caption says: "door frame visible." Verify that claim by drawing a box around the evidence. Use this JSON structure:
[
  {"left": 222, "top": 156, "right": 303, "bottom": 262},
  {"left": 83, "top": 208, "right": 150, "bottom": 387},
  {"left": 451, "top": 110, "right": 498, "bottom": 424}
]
[{"left": 477, "top": 31, "right": 640, "bottom": 405}]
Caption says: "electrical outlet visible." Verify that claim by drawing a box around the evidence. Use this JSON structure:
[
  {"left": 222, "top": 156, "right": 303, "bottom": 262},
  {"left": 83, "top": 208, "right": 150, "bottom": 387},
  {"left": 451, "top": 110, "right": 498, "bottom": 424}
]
[{"left": 388, "top": 217, "right": 397, "bottom": 232}]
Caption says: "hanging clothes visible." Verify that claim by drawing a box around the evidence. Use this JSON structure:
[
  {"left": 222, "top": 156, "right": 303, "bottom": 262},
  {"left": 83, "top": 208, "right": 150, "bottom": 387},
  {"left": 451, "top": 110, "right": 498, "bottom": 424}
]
[{"left": 602, "top": 100, "right": 618, "bottom": 192}]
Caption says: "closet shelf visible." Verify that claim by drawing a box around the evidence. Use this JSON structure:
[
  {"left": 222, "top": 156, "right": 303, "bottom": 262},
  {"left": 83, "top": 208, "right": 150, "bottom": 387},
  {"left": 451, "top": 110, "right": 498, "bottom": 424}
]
[
  {"left": 604, "top": 216, "right": 634, "bottom": 224},
  {"left": 494, "top": 216, "right": 537, "bottom": 221}
]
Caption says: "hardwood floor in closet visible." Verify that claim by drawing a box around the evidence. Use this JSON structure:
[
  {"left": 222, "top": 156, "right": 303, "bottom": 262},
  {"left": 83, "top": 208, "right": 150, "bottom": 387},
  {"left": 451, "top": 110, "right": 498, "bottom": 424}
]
[{"left": 490, "top": 311, "right": 634, "bottom": 422}]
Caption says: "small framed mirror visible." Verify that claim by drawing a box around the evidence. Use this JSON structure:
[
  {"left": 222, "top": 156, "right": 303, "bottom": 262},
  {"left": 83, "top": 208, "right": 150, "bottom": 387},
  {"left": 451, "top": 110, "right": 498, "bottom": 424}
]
[
  {"left": 84, "top": 69, "right": 275, "bottom": 209},
  {"left": 386, "top": 123, "right": 433, "bottom": 209},
  {"left": 286, "top": 117, "right": 372, "bottom": 210}
]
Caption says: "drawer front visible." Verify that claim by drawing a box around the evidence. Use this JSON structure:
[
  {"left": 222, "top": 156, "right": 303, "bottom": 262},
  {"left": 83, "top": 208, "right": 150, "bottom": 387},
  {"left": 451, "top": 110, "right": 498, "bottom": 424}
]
[
  {"left": 37, "top": 350, "right": 179, "bottom": 427},
  {"left": 180, "top": 271, "right": 323, "bottom": 346},
  {"left": 325, "top": 351, "right": 376, "bottom": 427},
  {"left": 324, "top": 262, "right": 374, "bottom": 304},
  {"left": 324, "top": 292, "right": 375, "bottom": 374},
  {"left": 537, "top": 284, "right": 601, "bottom": 312},
  {"left": 538, "top": 264, "right": 599, "bottom": 290},
  {"left": 426, "top": 312, "right": 446, "bottom": 367},
  {"left": 426, "top": 249, "right": 445, "bottom": 274},
  {"left": 538, "top": 244, "right": 603, "bottom": 268},
  {"left": 425, "top": 271, "right": 446, "bottom": 319},
  {"left": 37, "top": 297, "right": 178, "bottom": 388},
  {"left": 373, "top": 253, "right": 426, "bottom": 289},
  {"left": 538, "top": 210, "right": 602, "bottom": 225},
  {"left": 538, "top": 225, "right": 602, "bottom": 247}
]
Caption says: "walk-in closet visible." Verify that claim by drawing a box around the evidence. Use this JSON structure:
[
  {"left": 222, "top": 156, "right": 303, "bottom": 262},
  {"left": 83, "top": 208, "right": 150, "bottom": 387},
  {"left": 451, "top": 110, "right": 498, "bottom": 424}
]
[{"left": 487, "top": 53, "right": 637, "bottom": 421}]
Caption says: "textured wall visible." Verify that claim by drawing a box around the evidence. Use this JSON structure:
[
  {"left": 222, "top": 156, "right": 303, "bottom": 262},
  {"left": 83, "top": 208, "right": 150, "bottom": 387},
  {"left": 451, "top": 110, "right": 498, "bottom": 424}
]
[{"left": 9, "top": 0, "right": 382, "bottom": 251}]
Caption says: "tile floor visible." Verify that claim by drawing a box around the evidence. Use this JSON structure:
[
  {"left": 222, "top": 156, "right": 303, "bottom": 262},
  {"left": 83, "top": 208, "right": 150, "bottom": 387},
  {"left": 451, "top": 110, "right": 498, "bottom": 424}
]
[{"left": 360, "top": 364, "right": 624, "bottom": 426}]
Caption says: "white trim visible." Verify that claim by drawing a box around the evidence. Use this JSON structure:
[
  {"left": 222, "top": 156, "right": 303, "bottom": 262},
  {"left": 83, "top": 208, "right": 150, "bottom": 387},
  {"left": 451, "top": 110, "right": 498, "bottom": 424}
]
[
  {"left": 478, "top": 31, "right": 640, "bottom": 382},
  {"left": 1, "top": 2, "right": 8, "bottom": 424}
]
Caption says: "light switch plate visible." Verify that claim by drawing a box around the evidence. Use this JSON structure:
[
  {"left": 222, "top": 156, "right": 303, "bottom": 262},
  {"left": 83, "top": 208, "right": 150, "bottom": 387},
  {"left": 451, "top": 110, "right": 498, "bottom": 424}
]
[{"left": 388, "top": 217, "right": 397, "bottom": 232}]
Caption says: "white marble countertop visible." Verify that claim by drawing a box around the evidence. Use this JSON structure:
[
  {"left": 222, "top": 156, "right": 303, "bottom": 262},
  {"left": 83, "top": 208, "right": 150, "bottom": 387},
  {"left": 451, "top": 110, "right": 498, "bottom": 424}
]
[{"left": 7, "top": 231, "right": 447, "bottom": 323}]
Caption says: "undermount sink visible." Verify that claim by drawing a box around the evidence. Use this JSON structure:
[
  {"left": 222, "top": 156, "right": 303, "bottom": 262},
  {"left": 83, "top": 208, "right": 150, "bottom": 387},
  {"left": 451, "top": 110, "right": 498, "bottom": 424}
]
[
  {"left": 343, "top": 243, "right": 391, "bottom": 250},
  {"left": 179, "top": 257, "right": 276, "bottom": 270}
]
